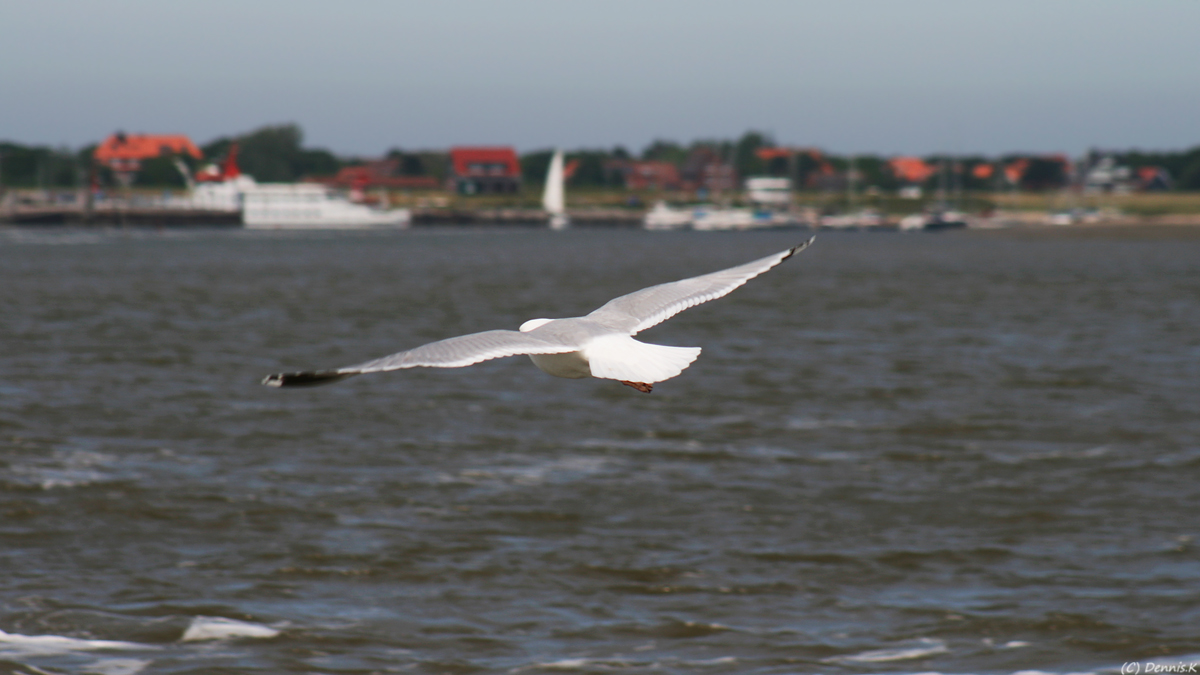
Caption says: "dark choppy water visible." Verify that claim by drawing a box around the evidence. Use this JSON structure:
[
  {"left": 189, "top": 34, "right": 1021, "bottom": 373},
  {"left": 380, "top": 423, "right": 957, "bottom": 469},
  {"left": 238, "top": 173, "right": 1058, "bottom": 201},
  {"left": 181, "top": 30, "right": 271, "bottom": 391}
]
[{"left": 1, "top": 226, "right": 1199, "bottom": 675}]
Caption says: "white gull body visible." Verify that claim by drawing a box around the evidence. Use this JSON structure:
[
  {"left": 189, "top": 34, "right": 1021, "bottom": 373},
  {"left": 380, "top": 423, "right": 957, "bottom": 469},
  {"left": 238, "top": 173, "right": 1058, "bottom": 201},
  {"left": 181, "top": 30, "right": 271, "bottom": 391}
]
[{"left": 263, "top": 238, "right": 813, "bottom": 392}]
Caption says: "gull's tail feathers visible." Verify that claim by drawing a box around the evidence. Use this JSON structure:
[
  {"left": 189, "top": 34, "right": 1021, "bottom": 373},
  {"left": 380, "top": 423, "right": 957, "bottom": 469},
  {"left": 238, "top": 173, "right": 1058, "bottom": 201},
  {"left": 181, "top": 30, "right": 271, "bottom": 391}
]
[
  {"left": 262, "top": 370, "right": 358, "bottom": 387},
  {"left": 585, "top": 335, "right": 701, "bottom": 385}
]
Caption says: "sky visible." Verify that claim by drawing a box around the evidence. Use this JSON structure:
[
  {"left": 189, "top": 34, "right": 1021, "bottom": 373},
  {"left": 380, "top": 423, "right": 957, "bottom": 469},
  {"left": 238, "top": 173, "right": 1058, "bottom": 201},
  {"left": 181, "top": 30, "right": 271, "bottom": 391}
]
[{"left": 2, "top": 1, "right": 1199, "bottom": 158}]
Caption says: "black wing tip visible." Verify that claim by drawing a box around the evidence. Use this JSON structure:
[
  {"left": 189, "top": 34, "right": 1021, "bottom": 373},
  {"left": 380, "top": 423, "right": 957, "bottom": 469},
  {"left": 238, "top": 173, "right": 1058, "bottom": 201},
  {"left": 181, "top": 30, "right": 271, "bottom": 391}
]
[
  {"left": 783, "top": 236, "right": 816, "bottom": 261},
  {"left": 262, "top": 370, "right": 356, "bottom": 388}
]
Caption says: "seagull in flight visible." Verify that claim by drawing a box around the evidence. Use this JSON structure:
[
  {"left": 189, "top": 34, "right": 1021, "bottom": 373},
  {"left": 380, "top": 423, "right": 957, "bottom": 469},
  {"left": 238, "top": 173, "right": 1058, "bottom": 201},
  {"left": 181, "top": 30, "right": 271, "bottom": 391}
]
[{"left": 263, "top": 237, "right": 814, "bottom": 392}]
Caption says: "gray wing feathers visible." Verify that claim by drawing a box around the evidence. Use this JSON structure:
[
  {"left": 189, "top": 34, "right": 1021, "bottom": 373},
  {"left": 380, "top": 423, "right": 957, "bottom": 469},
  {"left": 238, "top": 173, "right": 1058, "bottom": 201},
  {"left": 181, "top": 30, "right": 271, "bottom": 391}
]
[
  {"left": 341, "top": 330, "right": 577, "bottom": 373},
  {"left": 587, "top": 238, "right": 813, "bottom": 335}
]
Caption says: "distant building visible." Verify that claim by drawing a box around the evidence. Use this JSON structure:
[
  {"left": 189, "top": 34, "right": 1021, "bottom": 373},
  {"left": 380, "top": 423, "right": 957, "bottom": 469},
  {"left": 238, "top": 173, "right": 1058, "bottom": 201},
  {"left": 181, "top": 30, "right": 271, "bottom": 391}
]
[
  {"left": 1137, "top": 166, "right": 1172, "bottom": 191},
  {"left": 680, "top": 147, "right": 736, "bottom": 192},
  {"left": 888, "top": 157, "right": 935, "bottom": 185},
  {"left": 1084, "top": 157, "right": 1172, "bottom": 193},
  {"left": 754, "top": 147, "right": 795, "bottom": 172},
  {"left": 617, "top": 161, "right": 682, "bottom": 191},
  {"left": 1024, "top": 154, "right": 1071, "bottom": 191},
  {"left": 448, "top": 147, "right": 521, "bottom": 194},
  {"left": 1004, "top": 159, "right": 1029, "bottom": 185},
  {"left": 745, "top": 177, "right": 791, "bottom": 205},
  {"left": 93, "top": 132, "right": 202, "bottom": 179},
  {"left": 313, "top": 159, "right": 438, "bottom": 191},
  {"left": 751, "top": 148, "right": 841, "bottom": 190},
  {"left": 700, "top": 162, "right": 737, "bottom": 193}
]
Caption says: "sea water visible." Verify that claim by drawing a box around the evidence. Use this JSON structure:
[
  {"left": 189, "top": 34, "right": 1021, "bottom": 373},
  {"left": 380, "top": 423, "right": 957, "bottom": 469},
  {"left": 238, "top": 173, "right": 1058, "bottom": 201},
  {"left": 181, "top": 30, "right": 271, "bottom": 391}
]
[{"left": 1, "top": 226, "right": 1198, "bottom": 674}]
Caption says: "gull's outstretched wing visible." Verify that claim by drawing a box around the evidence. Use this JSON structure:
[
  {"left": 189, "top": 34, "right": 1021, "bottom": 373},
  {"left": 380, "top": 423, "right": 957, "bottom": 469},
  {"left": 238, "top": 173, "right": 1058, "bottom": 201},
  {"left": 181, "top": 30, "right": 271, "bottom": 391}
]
[
  {"left": 263, "top": 329, "right": 578, "bottom": 387},
  {"left": 586, "top": 237, "right": 814, "bottom": 335}
]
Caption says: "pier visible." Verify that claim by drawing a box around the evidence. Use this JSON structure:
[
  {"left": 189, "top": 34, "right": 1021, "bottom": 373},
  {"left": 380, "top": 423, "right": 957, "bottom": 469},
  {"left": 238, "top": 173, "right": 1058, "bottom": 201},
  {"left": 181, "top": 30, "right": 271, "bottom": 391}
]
[
  {"left": 0, "top": 190, "right": 643, "bottom": 228},
  {"left": 1, "top": 204, "right": 241, "bottom": 226},
  {"left": 410, "top": 207, "right": 642, "bottom": 227},
  {"left": 0, "top": 190, "right": 240, "bottom": 226}
]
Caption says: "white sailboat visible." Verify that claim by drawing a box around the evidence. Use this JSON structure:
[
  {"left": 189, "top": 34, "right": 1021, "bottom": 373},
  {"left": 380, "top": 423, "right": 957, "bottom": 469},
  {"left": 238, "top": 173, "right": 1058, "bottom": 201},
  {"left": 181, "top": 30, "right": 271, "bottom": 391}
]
[{"left": 542, "top": 149, "right": 569, "bottom": 230}]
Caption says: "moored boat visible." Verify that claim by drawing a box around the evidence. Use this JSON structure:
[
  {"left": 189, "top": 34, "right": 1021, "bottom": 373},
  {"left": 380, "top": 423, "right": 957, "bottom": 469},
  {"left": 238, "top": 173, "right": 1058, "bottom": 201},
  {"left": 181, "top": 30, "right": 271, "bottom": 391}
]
[
  {"left": 241, "top": 183, "right": 410, "bottom": 229},
  {"left": 173, "top": 144, "right": 410, "bottom": 229}
]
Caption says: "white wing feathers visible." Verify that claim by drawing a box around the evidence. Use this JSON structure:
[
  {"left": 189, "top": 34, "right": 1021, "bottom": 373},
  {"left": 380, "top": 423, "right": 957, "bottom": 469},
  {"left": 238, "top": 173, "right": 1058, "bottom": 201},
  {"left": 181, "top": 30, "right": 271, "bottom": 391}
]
[
  {"left": 347, "top": 330, "right": 576, "bottom": 372},
  {"left": 587, "top": 237, "right": 813, "bottom": 335},
  {"left": 263, "top": 330, "right": 576, "bottom": 387}
]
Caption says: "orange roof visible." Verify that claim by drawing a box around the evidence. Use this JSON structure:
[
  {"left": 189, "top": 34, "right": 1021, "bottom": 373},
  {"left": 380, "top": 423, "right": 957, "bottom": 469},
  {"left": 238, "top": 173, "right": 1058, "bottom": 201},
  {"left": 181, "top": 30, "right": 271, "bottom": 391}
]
[
  {"left": 563, "top": 159, "right": 580, "bottom": 181},
  {"left": 1138, "top": 166, "right": 1166, "bottom": 182},
  {"left": 1004, "top": 159, "right": 1029, "bottom": 184},
  {"left": 755, "top": 147, "right": 825, "bottom": 161},
  {"left": 755, "top": 148, "right": 792, "bottom": 161},
  {"left": 93, "top": 133, "right": 202, "bottom": 162},
  {"left": 888, "top": 157, "right": 935, "bottom": 184},
  {"left": 972, "top": 164, "right": 994, "bottom": 180}
]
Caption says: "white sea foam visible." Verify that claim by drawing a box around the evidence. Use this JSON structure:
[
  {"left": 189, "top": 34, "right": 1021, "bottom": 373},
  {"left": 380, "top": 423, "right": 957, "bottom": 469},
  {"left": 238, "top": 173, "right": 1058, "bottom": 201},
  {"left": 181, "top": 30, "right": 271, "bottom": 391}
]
[
  {"left": 577, "top": 437, "right": 707, "bottom": 454},
  {"left": 180, "top": 616, "right": 280, "bottom": 642},
  {"left": 530, "top": 655, "right": 734, "bottom": 671},
  {"left": 787, "top": 416, "right": 861, "bottom": 431},
  {"left": 82, "top": 658, "right": 153, "bottom": 675},
  {"left": 810, "top": 450, "right": 859, "bottom": 462},
  {"left": 532, "top": 657, "right": 631, "bottom": 671},
  {"left": 537, "top": 658, "right": 589, "bottom": 670},
  {"left": 685, "top": 656, "right": 738, "bottom": 666},
  {"left": 824, "top": 637, "right": 949, "bottom": 664},
  {"left": 0, "top": 628, "right": 151, "bottom": 657},
  {"left": 459, "top": 456, "right": 610, "bottom": 487},
  {"left": 988, "top": 444, "right": 1113, "bottom": 465},
  {"left": 6, "top": 449, "right": 119, "bottom": 490}
]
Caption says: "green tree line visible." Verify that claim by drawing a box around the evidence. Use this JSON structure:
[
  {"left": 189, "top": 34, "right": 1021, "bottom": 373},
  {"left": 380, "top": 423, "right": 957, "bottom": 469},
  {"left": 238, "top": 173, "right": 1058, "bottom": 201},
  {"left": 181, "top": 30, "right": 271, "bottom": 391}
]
[{"left": 6, "top": 125, "right": 1200, "bottom": 191}]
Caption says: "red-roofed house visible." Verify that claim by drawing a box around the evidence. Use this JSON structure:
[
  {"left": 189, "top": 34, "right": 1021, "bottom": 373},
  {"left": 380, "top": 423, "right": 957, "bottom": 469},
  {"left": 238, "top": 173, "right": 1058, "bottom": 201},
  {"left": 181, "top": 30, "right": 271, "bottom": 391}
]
[
  {"left": 751, "top": 148, "right": 838, "bottom": 189},
  {"left": 448, "top": 147, "right": 522, "bottom": 194},
  {"left": 94, "top": 132, "right": 202, "bottom": 174},
  {"left": 888, "top": 157, "right": 936, "bottom": 185},
  {"left": 619, "top": 161, "right": 682, "bottom": 191},
  {"left": 1004, "top": 159, "right": 1030, "bottom": 185},
  {"left": 312, "top": 159, "right": 439, "bottom": 191},
  {"left": 1137, "top": 166, "right": 1172, "bottom": 191}
]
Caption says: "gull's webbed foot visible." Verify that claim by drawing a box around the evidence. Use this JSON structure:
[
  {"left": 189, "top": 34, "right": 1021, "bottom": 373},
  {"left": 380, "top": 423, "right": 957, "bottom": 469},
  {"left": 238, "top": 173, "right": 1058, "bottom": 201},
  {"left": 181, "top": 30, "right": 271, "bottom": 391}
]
[{"left": 620, "top": 380, "right": 653, "bottom": 393}]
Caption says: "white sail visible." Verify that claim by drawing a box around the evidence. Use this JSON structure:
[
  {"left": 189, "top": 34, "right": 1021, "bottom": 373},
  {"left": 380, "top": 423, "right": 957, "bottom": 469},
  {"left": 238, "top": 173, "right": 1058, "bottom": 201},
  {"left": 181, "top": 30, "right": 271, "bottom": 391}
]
[{"left": 542, "top": 149, "right": 568, "bottom": 229}]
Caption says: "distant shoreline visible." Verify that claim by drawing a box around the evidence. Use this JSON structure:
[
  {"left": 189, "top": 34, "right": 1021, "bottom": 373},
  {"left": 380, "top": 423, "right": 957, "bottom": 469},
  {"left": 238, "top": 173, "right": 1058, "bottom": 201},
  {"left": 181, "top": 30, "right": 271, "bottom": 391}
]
[{"left": 6, "top": 186, "right": 1200, "bottom": 230}]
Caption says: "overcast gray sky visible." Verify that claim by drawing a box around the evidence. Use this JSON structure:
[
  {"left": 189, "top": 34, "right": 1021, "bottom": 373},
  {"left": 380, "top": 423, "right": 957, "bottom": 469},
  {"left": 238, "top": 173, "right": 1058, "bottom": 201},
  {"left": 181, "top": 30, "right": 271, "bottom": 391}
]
[{"left": 2, "top": 1, "right": 1198, "bottom": 156}]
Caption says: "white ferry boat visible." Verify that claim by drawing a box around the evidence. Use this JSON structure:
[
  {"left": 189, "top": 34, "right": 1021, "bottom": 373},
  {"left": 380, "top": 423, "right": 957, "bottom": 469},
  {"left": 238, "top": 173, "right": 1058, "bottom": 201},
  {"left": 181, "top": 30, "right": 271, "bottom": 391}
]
[
  {"left": 241, "top": 183, "right": 410, "bottom": 229},
  {"left": 172, "top": 148, "right": 410, "bottom": 229}
]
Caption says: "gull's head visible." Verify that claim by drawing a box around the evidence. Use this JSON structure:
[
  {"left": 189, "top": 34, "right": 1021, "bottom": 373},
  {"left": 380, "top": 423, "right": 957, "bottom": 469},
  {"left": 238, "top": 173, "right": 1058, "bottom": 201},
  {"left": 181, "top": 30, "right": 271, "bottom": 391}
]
[{"left": 519, "top": 318, "right": 554, "bottom": 333}]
